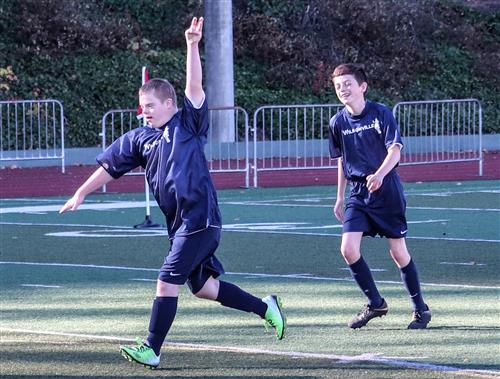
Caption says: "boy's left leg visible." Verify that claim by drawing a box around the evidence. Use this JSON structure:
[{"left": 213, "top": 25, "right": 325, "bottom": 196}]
[
  {"left": 388, "top": 238, "right": 431, "bottom": 329},
  {"left": 192, "top": 276, "right": 286, "bottom": 340},
  {"left": 121, "top": 228, "right": 220, "bottom": 369}
]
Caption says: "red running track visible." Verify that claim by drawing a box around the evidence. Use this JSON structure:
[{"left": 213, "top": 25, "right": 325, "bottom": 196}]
[{"left": 0, "top": 151, "right": 498, "bottom": 198}]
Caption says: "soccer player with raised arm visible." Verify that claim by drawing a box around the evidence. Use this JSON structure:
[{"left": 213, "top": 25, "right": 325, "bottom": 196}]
[
  {"left": 60, "top": 17, "right": 286, "bottom": 369},
  {"left": 328, "top": 63, "right": 431, "bottom": 330}
]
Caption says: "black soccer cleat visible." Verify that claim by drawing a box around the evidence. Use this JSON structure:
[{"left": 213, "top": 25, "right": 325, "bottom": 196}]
[
  {"left": 408, "top": 304, "right": 431, "bottom": 329},
  {"left": 348, "top": 299, "right": 388, "bottom": 329}
]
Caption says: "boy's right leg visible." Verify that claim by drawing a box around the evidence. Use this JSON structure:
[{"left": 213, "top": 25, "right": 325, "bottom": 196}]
[
  {"left": 388, "top": 238, "right": 431, "bottom": 329},
  {"left": 342, "top": 232, "right": 387, "bottom": 329},
  {"left": 120, "top": 281, "right": 179, "bottom": 369}
]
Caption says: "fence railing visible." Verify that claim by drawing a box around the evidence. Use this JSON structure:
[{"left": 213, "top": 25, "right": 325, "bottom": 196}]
[
  {"left": 0, "top": 99, "right": 65, "bottom": 172},
  {"left": 251, "top": 99, "right": 483, "bottom": 187},
  {"left": 100, "top": 109, "right": 144, "bottom": 177},
  {"left": 252, "top": 104, "right": 343, "bottom": 187},
  {"left": 1, "top": 98, "right": 483, "bottom": 187},
  {"left": 101, "top": 106, "right": 250, "bottom": 186},
  {"left": 393, "top": 99, "right": 483, "bottom": 175}
]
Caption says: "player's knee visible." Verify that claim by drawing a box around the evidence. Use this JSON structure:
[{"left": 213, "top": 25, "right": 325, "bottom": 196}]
[
  {"left": 340, "top": 246, "right": 360, "bottom": 264},
  {"left": 193, "top": 287, "right": 210, "bottom": 299},
  {"left": 192, "top": 277, "right": 219, "bottom": 300},
  {"left": 389, "top": 248, "right": 411, "bottom": 267},
  {"left": 156, "top": 280, "right": 179, "bottom": 297}
]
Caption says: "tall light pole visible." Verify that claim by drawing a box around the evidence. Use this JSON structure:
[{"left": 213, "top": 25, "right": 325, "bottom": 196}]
[{"left": 205, "top": 0, "right": 235, "bottom": 142}]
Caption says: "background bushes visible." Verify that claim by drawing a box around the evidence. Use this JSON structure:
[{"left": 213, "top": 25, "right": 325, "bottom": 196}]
[{"left": 0, "top": 0, "right": 498, "bottom": 147}]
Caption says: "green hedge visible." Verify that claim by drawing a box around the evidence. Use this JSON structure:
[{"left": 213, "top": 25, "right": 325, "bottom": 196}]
[{"left": 0, "top": 0, "right": 498, "bottom": 147}]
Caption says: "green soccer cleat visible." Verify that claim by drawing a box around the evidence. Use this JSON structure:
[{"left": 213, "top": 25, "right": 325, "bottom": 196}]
[
  {"left": 120, "top": 338, "right": 160, "bottom": 369},
  {"left": 262, "top": 295, "right": 287, "bottom": 340}
]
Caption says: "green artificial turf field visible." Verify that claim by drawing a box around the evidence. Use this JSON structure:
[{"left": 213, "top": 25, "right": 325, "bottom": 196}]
[{"left": 1, "top": 180, "right": 499, "bottom": 378}]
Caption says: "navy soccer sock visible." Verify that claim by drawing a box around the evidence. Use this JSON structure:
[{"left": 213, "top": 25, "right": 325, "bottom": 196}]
[
  {"left": 216, "top": 281, "right": 267, "bottom": 318},
  {"left": 146, "top": 296, "right": 178, "bottom": 356},
  {"left": 400, "top": 259, "right": 426, "bottom": 311},
  {"left": 349, "top": 256, "right": 384, "bottom": 308}
]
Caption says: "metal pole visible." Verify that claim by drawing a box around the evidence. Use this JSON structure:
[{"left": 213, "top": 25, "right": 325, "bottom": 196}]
[
  {"left": 134, "top": 66, "right": 161, "bottom": 228},
  {"left": 205, "top": 0, "right": 235, "bottom": 142}
]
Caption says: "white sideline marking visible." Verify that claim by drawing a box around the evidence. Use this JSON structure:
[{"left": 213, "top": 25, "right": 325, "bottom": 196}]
[
  {"left": 440, "top": 262, "right": 487, "bottom": 267},
  {"left": 0, "top": 201, "right": 151, "bottom": 214},
  {"left": 340, "top": 267, "right": 387, "bottom": 272},
  {"left": 8, "top": 220, "right": 499, "bottom": 244},
  {"left": 223, "top": 228, "right": 500, "bottom": 243},
  {"left": 409, "top": 206, "right": 499, "bottom": 212},
  {"left": 0, "top": 221, "right": 135, "bottom": 229},
  {"left": 46, "top": 229, "right": 166, "bottom": 238},
  {"left": 1, "top": 199, "right": 499, "bottom": 214},
  {"left": 1, "top": 261, "right": 498, "bottom": 290},
  {"left": 223, "top": 201, "right": 500, "bottom": 212},
  {"left": 20, "top": 284, "right": 61, "bottom": 288},
  {"left": 1, "top": 328, "right": 498, "bottom": 378}
]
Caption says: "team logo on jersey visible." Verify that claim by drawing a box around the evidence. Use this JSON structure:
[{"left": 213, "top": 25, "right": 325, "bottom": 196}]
[
  {"left": 144, "top": 140, "right": 161, "bottom": 151},
  {"left": 342, "top": 117, "right": 382, "bottom": 136},
  {"left": 163, "top": 127, "right": 171, "bottom": 143}
]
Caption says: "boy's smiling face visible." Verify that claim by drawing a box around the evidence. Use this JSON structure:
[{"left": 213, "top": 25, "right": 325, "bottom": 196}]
[
  {"left": 139, "top": 91, "right": 175, "bottom": 128},
  {"left": 333, "top": 74, "right": 367, "bottom": 107}
]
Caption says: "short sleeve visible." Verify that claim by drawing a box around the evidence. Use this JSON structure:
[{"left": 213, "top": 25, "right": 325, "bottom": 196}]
[
  {"left": 96, "top": 130, "right": 141, "bottom": 179},
  {"left": 383, "top": 108, "right": 403, "bottom": 150},
  {"left": 181, "top": 96, "right": 209, "bottom": 136},
  {"left": 328, "top": 115, "right": 342, "bottom": 159}
]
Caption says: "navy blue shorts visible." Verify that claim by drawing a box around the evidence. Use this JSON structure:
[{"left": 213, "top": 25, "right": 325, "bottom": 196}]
[
  {"left": 343, "top": 173, "right": 408, "bottom": 239},
  {"left": 158, "top": 226, "right": 225, "bottom": 293}
]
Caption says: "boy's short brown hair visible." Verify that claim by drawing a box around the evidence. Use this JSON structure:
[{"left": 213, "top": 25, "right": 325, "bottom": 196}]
[
  {"left": 139, "top": 78, "right": 177, "bottom": 105},
  {"left": 331, "top": 63, "right": 368, "bottom": 85}
]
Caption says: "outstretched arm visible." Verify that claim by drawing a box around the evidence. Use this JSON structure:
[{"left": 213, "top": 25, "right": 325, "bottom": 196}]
[
  {"left": 185, "top": 17, "right": 205, "bottom": 107},
  {"left": 59, "top": 166, "right": 113, "bottom": 213}
]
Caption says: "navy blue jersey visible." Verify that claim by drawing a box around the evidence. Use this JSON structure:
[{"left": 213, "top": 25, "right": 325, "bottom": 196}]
[
  {"left": 97, "top": 97, "right": 221, "bottom": 238},
  {"left": 328, "top": 101, "right": 403, "bottom": 181}
]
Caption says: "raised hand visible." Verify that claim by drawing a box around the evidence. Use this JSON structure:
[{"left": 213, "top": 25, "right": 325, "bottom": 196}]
[{"left": 185, "top": 17, "right": 203, "bottom": 44}]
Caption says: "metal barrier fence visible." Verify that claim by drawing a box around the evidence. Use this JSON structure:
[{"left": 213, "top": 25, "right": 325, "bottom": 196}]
[
  {"left": 252, "top": 99, "right": 483, "bottom": 187},
  {"left": 101, "top": 106, "right": 250, "bottom": 186},
  {"left": 393, "top": 99, "right": 483, "bottom": 175},
  {"left": 252, "top": 104, "right": 343, "bottom": 187},
  {"left": 206, "top": 106, "right": 250, "bottom": 187},
  {"left": 100, "top": 109, "right": 143, "bottom": 178},
  {"left": 100, "top": 109, "right": 155, "bottom": 227},
  {"left": 101, "top": 106, "right": 249, "bottom": 226},
  {"left": 0, "top": 98, "right": 481, "bottom": 189},
  {"left": 0, "top": 99, "right": 65, "bottom": 172}
]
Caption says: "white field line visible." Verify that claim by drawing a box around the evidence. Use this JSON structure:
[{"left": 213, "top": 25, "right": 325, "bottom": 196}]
[
  {"left": 224, "top": 228, "right": 500, "bottom": 243},
  {"left": 222, "top": 201, "right": 500, "bottom": 212},
  {"left": 440, "top": 262, "right": 487, "bottom": 266},
  {"left": 1, "top": 200, "right": 499, "bottom": 214},
  {"left": 1, "top": 328, "right": 498, "bottom": 378},
  {"left": 0, "top": 261, "right": 498, "bottom": 290},
  {"left": 1, "top": 221, "right": 498, "bottom": 243},
  {"left": 20, "top": 284, "right": 62, "bottom": 288},
  {"left": 0, "top": 202, "right": 151, "bottom": 214},
  {"left": 0, "top": 221, "right": 134, "bottom": 229}
]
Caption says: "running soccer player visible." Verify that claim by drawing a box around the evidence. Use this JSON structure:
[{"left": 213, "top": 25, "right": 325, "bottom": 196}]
[
  {"left": 59, "top": 17, "right": 286, "bottom": 369},
  {"left": 328, "top": 63, "right": 431, "bottom": 329}
]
